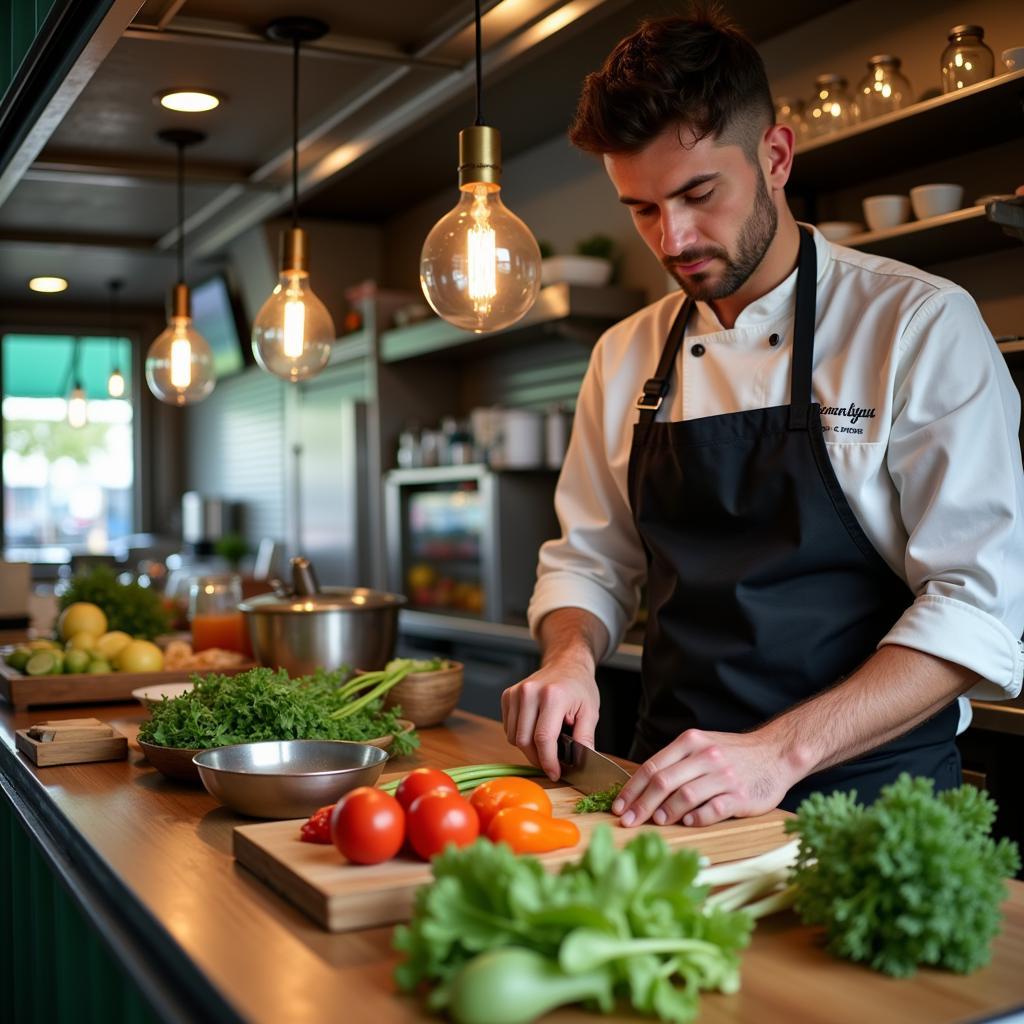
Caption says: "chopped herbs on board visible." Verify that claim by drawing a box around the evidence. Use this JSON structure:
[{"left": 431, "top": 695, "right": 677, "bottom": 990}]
[
  {"left": 137, "top": 663, "right": 420, "bottom": 755},
  {"left": 573, "top": 782, "right": 623, "bottom": 814}
]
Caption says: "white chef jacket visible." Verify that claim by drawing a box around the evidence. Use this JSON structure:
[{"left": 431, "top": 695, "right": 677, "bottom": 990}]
[{"left": 528, "top": 225, "right": 1024, "bottom": 733}]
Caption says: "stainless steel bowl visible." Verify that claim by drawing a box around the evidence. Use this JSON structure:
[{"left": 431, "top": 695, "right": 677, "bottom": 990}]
[
  {"left": 240, "top": 587, "right": 406, "bottom": 675},
  {"left": 192, "top": 740, "right": 388, "bottom": 818}
]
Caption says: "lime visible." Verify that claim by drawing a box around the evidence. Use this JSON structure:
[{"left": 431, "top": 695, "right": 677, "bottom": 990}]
[
  {"left": 64, "top": 649, "right": 91, "bottom": 674},
  {"left": 25, "top": 651, "right": 57, "bottom": 676},
  {"left": 87, "top": 658, "right": 112, "bottom": 674},
  {"left": 5, "top": 648, "right": 30, "bottom": 671}
]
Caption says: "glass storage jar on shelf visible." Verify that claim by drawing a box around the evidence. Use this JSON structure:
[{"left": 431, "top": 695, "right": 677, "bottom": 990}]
[
  {"left": 856, "top": 55, "right": 913, "bottom": 120},
  {"left": 774, "top": 97, "right": 809, "bottom": 142},
  {"left": 941, "top": 25, "right": 994, "bottom": 93},
  {"left": 806, "top": 75, "right": 859, "bottom": 137}
]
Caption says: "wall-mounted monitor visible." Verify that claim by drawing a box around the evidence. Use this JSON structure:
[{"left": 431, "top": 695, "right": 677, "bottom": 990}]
[{"left": 190, "top": 274, "right": 249, "bottom": 378}]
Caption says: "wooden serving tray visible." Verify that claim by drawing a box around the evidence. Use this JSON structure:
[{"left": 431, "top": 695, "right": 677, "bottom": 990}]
[
  {"left": 234, "top": 786, "right": 792, "bottom": 933},
  {"left": 0, "top": 656, "right": 255, "bottom": 711}
]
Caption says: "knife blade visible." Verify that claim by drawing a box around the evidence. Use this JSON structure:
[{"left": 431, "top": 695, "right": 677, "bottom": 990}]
[{"left": 556, "top": 726, "right": 631, "bottom": 796}]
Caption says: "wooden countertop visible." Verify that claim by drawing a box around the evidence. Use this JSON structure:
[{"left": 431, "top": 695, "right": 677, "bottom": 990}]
[{"left": 1, "top": 703, "right": 1023, "bottom": 1024}]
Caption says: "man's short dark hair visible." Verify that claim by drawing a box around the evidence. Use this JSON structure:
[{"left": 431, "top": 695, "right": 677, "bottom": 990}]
[{"left": 569, "top": 6, "right": 774, "bottom": 161}]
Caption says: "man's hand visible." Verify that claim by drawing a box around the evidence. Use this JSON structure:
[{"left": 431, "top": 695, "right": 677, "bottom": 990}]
[
  {"left": 501, "top": 662, "right": 600, "bottom": 781},
  {"left": 612, "top": 727, "right": 805, "bottom": 828}
]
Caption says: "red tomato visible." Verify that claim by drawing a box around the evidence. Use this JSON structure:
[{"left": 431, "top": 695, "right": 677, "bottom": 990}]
[
  {"left": 299, "top": 803, "right": 335, "bottom": 844},
  {"left": 330, "top": 787, "right": 405, "bottom": 865},
  {"left": 394, "top": 767, "right": 458, "bottom": 811},
  {"left": 487, "top": 807, "right": 580, "bottom": 854},
  {"left": 469, "top": 777, "right": 553, "bottom": 832},
  {"left": 406, "top": 790, "right": 479, "bottom": 860}
]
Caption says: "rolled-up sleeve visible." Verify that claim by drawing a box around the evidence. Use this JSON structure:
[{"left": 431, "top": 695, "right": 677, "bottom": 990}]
[
  {"left": 880, "top": 289, "right": 1024, "bottom": 700},
  {"left": 527, "top": 336, "right": 647, "bottom": 659}
]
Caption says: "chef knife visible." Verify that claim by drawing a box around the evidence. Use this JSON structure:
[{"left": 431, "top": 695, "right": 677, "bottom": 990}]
[{"left": 556, "top": 726, "right": 631, "bottom": 796}]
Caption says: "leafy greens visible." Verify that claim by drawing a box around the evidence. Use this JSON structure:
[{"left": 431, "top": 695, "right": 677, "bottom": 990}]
[
  {"left": 137, "top": 666, "right": 419, "bottom": 755},
  {"left": 393, "top": 825, "right": 751, "bottom": 1023},
  {"left": 573, "top": 782, "right": 623, "bottom": 814},
  {"left": 58, "top": 566, "right": 171, "bottom": 639},
  {"left": 786, "top": 773, "right": 1020, "bottom": 977}
]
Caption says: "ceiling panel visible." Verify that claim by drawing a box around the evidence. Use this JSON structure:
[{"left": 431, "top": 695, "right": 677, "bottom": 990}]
[{"left": 44, "top": 36, "right": 391, "bottom": 165}]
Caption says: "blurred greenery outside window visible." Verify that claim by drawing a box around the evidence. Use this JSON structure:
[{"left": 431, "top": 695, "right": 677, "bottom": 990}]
[{"left": 2, "top": 334, "right": 134, "bottom": 551}]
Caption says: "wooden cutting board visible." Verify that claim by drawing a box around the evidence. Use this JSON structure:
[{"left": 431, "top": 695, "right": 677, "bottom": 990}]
[
  {"left": 0, "top": 657, "right": 254, "bottom": 710},
  {"left": 234, "top": 787, "right": 792, "bottom": 933}
]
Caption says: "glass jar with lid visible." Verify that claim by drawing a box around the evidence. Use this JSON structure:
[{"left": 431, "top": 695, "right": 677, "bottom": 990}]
[
  {"left": 856, "top": 55, "right": 913, "bottom": 120},
  {"left": 807, "top": 75, "right": 859, "bottom": 137},
  {"left": 774, "top": 97, "right": 809, "bottom": 141},
  {"left": 941, "top": 25, "right": 995, "bottom": 93}
]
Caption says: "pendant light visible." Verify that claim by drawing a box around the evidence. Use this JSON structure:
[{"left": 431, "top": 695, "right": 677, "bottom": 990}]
[
  {"left": 420, "top": 0, "right": 541, "bottom": 334},
  {"left": 66, "top": 339, "right": 87, "bottom": 429},
  {"left": 251, "top": 17, "right": 334, "bottom": 382},
  {"left": 107, "top": 279, "right": 126, "bottom": 398},
  {"left": 145, "top": 129, "right": 215, "bottom": 406}
]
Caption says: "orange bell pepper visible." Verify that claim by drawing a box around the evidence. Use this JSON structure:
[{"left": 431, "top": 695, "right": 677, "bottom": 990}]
[{"left": 469, "top": 777, "right": 553, "bottom": 831}]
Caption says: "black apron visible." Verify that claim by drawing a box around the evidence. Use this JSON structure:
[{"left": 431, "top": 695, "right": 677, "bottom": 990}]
[{"left": 627, "top": 226, "right": 960, "bottom": 809}]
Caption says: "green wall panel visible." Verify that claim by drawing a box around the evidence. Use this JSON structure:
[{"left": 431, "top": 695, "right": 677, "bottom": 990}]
[{"left": 0, "top": 795, "right": 162, "bottom": 1024}]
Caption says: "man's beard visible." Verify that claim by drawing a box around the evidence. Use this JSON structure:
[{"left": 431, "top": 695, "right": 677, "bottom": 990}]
[{"left": 663, "top": 174, "right": 778, "bottom": 301}]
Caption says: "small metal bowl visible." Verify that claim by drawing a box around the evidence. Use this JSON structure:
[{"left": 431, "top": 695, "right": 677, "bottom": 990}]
[{"left": 192, "top": 740, "right": 387, "bottom": 819}]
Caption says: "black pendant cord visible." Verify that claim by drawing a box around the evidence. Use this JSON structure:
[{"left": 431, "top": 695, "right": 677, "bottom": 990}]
[
  {"left": 292, "top": 37, "right": 300, "bottom": 228},
  {"left": 473, "top": 0, "right": 484, "bottom": 126},
  {"left": 176, "top": 141, "right": 185, "bottom": 286}
]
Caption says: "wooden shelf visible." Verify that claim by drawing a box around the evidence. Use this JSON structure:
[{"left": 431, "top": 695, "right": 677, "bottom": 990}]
[
  {"left": 837, "top": 206, "right": 1019, "bottom": 265},
  {"left": 789, "top": 69, "right": 1024, "bottom": 192},
  {"left": 379, "top": 282, "right": 644, "bottom": 363}
]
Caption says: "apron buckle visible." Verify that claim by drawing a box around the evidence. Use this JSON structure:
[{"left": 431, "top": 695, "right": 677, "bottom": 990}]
[{"left": 636, "top": 378, "right": 667, "bottom": 412}]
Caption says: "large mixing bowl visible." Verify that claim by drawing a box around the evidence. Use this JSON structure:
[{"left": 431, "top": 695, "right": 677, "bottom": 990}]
[
  {"left": 193, "top": 740, "right": 387, "bottom": 818},
  {"left": 240, "top": 587, "right": 405, "bottom": 676}
]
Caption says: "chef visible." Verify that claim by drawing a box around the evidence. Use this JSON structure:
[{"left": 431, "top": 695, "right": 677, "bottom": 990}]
[{"left": 501, "top": 10, "right": 1024, "bottom": 827}]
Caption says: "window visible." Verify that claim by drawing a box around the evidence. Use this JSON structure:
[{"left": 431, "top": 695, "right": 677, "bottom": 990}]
[{"left": 2, "top": 334, "right": 134, "bottom": 552}]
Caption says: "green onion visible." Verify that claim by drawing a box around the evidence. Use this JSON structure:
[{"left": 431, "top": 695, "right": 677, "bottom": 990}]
[{"left": 379, "top": 762, "right": 544, "bottom": 795}]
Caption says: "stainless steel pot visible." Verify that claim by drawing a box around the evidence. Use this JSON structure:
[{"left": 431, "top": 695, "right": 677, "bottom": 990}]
[{"left": 240, "top": 582, "right": 406, "bottom": 676}]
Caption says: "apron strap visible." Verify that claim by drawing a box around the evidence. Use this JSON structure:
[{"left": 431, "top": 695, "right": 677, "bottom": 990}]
[
  {"left": 635, "top": 295, "right": 694, "bottom": 445},
  {"left": 788, "top": 226, "right": 819, "bottom": 431}
]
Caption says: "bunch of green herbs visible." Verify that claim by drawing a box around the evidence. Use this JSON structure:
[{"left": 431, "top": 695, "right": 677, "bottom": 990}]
[
  {"left": 393, "top": 825, "right": 751, "bottom": 1024},
  {"left": 138, "top": 665, "right": 419, "bottom": 755},
  {"left": 58, "top": 566, "right": 171, "bottom": 638},
  {"left": 786, "top": 773, "right": 1020, "bottom": 977},
  {"left": 573, "top": 782, "right": 624, "bottom": 814}
]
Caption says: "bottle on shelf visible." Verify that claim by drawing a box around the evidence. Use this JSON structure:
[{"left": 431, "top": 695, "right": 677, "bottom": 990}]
[
  {"left": 941, "top": 25, "right": 995, "bottom": 93},
  {"left": 807, "top": 74, "right": 859, "bottom": 137},
  {"left": 856, "top": 55, "right": 913, "bottom": 121}
]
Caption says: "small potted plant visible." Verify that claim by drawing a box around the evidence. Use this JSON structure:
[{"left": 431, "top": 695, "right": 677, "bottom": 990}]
[{"left": 540, "top": 233, "right": 617, "bottom": 287}]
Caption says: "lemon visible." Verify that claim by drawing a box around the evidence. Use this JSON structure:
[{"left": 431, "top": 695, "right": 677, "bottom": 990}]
[
  {"left": 94, "top": 630, "right": 133, "bottom": 660},
  {"left": 66, "top": 631, "right": 99, "bottom": 652},
  {"left": 115, "top": 639, "right": 164, "bottom": 673},
  {"left": 58, "top": 603, "right": 108, "bottom": 641}
]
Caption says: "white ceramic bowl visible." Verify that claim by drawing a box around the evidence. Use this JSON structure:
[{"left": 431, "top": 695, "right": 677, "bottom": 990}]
[
  {"left": 1003, "top": 47, "right": 1024, "bottom": 72},
  {"left": 862, "top": 195, "right": 911, "bottom": 232},
  {"left": 816, "top": 221, "right": 864, "bottom": 242},
  {"left": 540, "top": 255, "right": 612, "bottom": 287},
  {"left": 910, "top": 184, "right": 964, "bottom": 220}
]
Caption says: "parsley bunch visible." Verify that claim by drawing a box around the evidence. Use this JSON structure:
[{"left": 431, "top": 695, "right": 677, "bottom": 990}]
[
  {"left": 786, "top": 774, "right": 1020, "bottom": 977},
  {"left": 573, "top": 782, "right": 623, "bottom": 814},
  {"left": 138, "top": 666, "right": 419, "bottom": 755},
  {"left": 394, "top": 825, "right": 751, "bottom": 1023}
]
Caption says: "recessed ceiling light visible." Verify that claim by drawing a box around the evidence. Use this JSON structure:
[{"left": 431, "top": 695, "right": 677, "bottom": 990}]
[
  {"left": 157, "top": 89, "right": 222, "bottom": 113},
  {"left": 29, "top": 276, "right": 68, "bottom": 293}
]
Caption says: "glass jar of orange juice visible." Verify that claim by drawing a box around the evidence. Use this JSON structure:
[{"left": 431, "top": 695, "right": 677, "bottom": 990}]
[{"left": 189, "top": 574, "right": 251, "bottom": 656}]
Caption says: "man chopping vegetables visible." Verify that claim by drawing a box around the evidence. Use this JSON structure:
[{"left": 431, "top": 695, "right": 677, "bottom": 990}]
[{"left": 502, "top": 9, "right": 1024, "bottom": 826}]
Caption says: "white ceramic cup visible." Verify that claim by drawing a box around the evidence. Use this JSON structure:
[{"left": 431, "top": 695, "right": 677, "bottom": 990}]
[
  {"left": 862, "top": 195, "right": 911, "bottom": 232},
  {"left": 1003, "top": 47, "right": 1024, "bottom": 72},
  {"left": 490, "top": 409, "right": 544, "bottom": 468},
  {"left": 909, "top": 184, "right": 964, "bottom": 220},
  {"left": 816, "top": 221, "right": 864, "bottom": 242}
]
